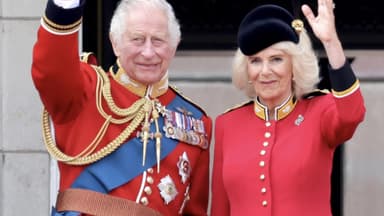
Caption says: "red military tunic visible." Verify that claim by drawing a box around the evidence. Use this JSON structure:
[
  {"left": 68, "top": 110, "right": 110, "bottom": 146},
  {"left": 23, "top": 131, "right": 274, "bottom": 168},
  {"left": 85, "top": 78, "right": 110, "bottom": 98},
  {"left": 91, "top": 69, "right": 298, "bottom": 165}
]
[
  {"left": 211, "top": 63, "right": 365, "bottom": 216},
  {"left": 31, "top": 1, "right": 212, "bottom": 215}
]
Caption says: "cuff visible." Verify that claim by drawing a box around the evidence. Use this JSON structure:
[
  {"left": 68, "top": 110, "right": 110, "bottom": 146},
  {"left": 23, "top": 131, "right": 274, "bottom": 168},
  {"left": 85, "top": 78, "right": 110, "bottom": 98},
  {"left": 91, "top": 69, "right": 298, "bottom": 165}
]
[
  {"left": 42, "top": 0, "right": 85, "bottom": 34},
  {"left": 328, "top": 59, "right": 360, "bottom": 98}
]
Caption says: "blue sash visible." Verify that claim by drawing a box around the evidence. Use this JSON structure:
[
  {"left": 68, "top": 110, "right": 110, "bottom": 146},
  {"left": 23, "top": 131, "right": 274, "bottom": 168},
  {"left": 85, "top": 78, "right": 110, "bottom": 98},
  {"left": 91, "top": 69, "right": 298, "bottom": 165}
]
[
  {"left": 72, "top": 93, "right": 204, "bottom": 192},
  {"left": 52, "top": 93, "right": 204, "bottom": 215},
  {"left": 52, "top": 94, "right": 207, "bottom": 216}
]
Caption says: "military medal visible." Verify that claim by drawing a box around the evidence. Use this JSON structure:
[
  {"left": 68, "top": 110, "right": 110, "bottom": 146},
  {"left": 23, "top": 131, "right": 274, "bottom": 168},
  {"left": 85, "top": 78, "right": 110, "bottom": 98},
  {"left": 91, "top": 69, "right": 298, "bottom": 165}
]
[
  {"left": 177, "top": 152, "right": 191, "bottom": 184},
  {"left": 162, "top": 108, "right": 208, "bottom": 149}
]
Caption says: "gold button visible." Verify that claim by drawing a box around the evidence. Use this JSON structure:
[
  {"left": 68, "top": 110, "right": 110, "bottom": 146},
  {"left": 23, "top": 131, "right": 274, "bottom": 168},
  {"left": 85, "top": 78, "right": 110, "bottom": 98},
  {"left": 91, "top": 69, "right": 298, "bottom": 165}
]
[
  {"left": 140, "top": 197, "right": 149, "bottom": 205},
  {"left": 259, "top": 161, "right": 265, "bottom": 167},
  {"left": 265, "top": 122, "right": 271, "bottom": 127},
  {"left": 260, "top": 174, "right": 265, "bottom": 180},
  {"left": 147, "top": 168, "right": 154, "bottom": 174},
  {"left": 144, "top": 186, "right": 152, "bottom": 195},
  {"left": 147, "top": 176, "right": 154, "bottom": 184},
  {"left": 263, "top": 141, "right": 269, "bottom": 147},
  {"left": 261, "top": 187, "right": 267, "bottom": 194},
  {"left": 262, "top": 200, "right": 268, "bottom": 206},
  {"left": 265, "top": 132, "right": 271, "bottom": 138},
  {"left": 260, "top": 150, "right": 266, "bottom": 156}
]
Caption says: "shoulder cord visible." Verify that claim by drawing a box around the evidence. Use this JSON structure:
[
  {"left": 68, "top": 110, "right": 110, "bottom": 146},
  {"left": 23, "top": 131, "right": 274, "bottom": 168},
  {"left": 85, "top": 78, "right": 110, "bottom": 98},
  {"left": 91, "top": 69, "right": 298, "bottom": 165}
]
[{"left": 42, "top": 66, "right": 152, "bottom": 165}]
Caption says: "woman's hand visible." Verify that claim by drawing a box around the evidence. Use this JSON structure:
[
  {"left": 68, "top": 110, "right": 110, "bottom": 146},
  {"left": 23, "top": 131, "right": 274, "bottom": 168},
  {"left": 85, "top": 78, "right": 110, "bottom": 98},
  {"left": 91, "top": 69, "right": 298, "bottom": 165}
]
[
  {"left": 302, "top": 0, "right": 346, "bottom": 69},
  {"left": 301, "top": 0, "right": 337, "bottom": 44}
]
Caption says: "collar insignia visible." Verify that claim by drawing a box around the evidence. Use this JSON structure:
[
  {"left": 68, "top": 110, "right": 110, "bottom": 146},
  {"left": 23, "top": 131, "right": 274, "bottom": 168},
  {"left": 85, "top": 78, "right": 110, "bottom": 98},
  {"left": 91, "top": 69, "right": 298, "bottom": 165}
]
[
  {"left": 110, "top": 59, "right": 168, "bottom": 98},
  {"left": 254, "top": 94, "right": 297, "bottom": 121}
]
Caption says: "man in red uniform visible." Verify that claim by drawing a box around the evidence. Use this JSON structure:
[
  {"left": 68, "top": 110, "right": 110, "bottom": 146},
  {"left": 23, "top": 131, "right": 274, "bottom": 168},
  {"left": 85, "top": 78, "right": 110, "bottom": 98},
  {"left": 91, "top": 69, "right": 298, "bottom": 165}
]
[{"left": 31, "top": 0, "right": 212, "bottom": 215}]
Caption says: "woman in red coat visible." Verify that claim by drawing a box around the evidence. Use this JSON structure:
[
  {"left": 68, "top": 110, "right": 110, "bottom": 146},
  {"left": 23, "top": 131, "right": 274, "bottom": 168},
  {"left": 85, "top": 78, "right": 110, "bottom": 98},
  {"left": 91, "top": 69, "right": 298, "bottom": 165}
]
[{"left": 211, "top": 1, "right": 366, "bottom": 215}]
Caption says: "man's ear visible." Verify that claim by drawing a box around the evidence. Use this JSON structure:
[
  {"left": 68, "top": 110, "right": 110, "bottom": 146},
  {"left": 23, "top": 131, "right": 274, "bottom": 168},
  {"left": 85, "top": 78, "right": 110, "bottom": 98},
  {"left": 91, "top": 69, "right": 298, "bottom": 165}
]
[{"left": 109, "top": 33, "right": 120, "bottom": 57}]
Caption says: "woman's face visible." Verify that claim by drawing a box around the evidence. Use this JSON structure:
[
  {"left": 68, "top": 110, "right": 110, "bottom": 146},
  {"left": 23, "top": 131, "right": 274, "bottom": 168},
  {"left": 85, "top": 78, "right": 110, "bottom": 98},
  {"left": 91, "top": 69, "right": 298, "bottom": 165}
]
[{"left": 247, "top": 46, "right": 293, "bottom": 107}]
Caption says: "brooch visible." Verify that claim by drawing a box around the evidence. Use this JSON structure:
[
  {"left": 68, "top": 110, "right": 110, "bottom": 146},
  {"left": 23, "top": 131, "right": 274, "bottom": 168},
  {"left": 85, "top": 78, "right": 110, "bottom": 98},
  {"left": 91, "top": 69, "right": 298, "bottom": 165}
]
[{"left": 295, "top": 114, "right": 304, "bottom": 126}]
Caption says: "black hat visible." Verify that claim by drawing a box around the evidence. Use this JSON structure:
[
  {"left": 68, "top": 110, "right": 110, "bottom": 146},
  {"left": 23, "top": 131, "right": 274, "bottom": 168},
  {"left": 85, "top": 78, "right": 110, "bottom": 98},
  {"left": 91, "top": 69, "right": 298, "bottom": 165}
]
[{"left": 238, "top": 4, "right": 300, "bottom": 56}]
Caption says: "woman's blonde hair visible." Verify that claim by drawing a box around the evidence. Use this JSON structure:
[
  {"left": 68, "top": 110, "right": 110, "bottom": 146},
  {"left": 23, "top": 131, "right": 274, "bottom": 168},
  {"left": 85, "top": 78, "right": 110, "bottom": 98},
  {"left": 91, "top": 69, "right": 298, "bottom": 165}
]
[{"left": 232, "top": 29, "right": 320, "bottom": 99}]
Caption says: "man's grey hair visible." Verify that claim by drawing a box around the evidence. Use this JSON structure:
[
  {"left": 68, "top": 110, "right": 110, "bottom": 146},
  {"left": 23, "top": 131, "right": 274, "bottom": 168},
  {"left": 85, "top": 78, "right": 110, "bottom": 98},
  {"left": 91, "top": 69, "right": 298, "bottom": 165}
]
[{"left": 109, "top": 0, "right": 181, "bottom": 48}]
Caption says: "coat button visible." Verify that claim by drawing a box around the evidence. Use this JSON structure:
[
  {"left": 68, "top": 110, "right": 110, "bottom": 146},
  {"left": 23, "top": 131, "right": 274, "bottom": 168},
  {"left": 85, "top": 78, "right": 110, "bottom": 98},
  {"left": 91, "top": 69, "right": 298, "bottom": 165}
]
[
  {"left": 262, "top": 200, "right": 268, "bottom": 206},
  {"left": 141, "top": 197, "right": 149, "bottom": 205},
  {"left": 263, "top": 141, "right": 269, "bottom": 147},
  {"left": 259, "top": 161, "right": 265, "bottom": 167},
  {"left": 144, "top": 186, "right": 152, "bottom": 195},
  {"left": 260, "top": 174, "right": 266, "bottom": 180},
  {"left": 147, "top": 176, "right": 154, "bottom": 184},
  {"left": 261, "top": 187, "right": 267, "bottom": 194}
]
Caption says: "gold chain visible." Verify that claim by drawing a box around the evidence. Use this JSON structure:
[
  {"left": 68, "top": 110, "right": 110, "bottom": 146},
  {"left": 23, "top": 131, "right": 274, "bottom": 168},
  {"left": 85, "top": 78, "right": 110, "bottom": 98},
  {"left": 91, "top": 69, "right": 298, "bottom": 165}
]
[
  {"left": 42, "top": 66, "right": 151, "bottom": 165},
  {"left": 97, "top": 66, "right": 143, "bottom": 117}
]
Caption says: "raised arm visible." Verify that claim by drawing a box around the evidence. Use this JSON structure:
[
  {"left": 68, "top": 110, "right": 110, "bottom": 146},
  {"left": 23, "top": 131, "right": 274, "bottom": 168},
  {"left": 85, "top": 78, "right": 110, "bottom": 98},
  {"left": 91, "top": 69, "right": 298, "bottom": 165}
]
[{"left": 301, "top": 0, "right": 345, "bottom": 69}]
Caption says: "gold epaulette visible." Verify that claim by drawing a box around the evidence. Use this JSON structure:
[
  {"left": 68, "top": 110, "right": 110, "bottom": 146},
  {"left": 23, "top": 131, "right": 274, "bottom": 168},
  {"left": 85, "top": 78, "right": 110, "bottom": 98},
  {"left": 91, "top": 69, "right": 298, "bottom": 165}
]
[
  {"left": 80, "top": 52, "right": 99, "bottom": 65},
  {"left": 223, "top": 100, "right": 254, "bottom": 114},
  {"left": 303, "top": 89, "right": 330, "bottom": 99},
  {"left": 169, "top": 85, "right": 209, "bottom": 116}
]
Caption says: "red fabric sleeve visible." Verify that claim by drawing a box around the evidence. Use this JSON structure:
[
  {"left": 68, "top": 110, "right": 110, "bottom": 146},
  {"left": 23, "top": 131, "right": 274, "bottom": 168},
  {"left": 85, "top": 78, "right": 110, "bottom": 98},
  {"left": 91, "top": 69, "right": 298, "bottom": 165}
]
[
  {"left": 320, "top": 89, "right": 365, "bottom": 147},
  {"left": 31, "top": 27, "right": 93, "bottom": 124}
]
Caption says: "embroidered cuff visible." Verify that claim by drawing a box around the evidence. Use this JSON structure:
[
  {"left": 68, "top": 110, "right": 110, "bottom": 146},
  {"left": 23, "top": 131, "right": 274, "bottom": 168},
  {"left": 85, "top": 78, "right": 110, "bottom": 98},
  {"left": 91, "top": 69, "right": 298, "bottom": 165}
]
[
  {"left": 328, "top": 60, "right": 359, "bottom": 98},
  {"left": 43, "top": 0, "right": 85, "bottom": 33}
]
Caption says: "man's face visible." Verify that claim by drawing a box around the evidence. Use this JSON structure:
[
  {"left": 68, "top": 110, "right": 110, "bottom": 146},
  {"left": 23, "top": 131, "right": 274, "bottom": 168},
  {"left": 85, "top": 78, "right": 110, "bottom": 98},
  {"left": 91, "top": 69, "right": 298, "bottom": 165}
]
[{"left": 112, "top": 6, "right": 177, "bottom": 85}]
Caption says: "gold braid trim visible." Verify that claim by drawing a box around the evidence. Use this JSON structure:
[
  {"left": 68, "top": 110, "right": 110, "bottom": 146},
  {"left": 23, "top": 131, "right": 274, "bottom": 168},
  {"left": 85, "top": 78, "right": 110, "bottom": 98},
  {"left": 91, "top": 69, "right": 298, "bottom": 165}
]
[
  {"left": 97, "top": 67, "right": 145, "bottom": 117},
  {"left": 42, "top": 66, "right": 151, "bottom": 165},
  {"left": 42, "top": 15, "right": 82, "bottom": 33}
]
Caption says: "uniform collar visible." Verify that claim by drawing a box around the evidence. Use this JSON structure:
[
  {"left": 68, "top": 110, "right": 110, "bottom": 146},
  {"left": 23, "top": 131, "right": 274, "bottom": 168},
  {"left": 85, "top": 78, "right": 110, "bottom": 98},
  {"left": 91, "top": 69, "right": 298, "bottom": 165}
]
[
  {"left": 110, "top": 60, "right": 168, "bottom": 98},
  {"left": 254, "top": 94, "right": 297, "bottom": 121}
]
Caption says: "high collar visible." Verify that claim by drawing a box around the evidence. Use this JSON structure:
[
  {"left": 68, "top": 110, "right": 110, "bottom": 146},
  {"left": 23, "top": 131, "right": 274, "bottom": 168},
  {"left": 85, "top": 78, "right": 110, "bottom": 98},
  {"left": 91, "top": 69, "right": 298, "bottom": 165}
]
[
  {"left": 254, "top": 94, "right": 297, "bottom": 121},
  {"left": 110, "top": 60, "right": 168, "bottom": 98}
]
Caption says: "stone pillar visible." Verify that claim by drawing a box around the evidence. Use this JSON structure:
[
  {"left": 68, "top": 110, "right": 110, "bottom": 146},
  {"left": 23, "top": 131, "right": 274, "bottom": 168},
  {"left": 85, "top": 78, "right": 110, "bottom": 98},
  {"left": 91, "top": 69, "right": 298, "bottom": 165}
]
[{"left": 0, "top": 0, "right": 50, "bottom": 215}]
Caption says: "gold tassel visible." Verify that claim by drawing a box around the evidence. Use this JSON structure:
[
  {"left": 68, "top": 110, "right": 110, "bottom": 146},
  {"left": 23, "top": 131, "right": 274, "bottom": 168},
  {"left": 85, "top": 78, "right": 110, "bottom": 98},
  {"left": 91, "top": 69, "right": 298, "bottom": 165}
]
[
  {"left": 141, "top": 101, "right": 152, "bottom": 166},
  {"left": 152, "top": 101, "right": 162, "bottom": 173}
]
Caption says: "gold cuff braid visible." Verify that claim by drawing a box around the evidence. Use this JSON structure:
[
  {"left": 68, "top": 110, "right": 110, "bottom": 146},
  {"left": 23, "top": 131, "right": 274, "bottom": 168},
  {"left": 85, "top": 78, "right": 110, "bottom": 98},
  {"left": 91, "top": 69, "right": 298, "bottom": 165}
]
[{"left": 42, "top": 15, "right": 82, "bottom": 33}]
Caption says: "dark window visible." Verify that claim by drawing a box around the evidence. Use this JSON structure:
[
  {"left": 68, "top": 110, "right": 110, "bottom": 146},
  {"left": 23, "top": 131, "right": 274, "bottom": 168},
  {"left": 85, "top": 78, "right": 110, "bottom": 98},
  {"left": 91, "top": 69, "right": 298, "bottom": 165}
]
[
  {"left": 170, "top": 0, "right": 384, "bottom": 50},
  {"left": 83, "top": 0, "right": 384, "bottom": 68}
]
